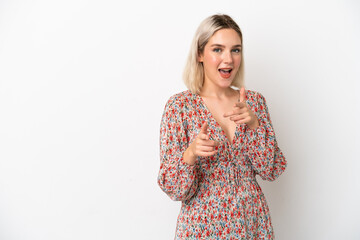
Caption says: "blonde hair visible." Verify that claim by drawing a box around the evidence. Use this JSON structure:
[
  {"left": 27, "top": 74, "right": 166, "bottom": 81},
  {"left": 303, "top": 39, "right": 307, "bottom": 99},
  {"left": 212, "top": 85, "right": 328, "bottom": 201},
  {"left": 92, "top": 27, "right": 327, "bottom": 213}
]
[{"left": 183, "top": 14, "right": 244, "bottom": 94}]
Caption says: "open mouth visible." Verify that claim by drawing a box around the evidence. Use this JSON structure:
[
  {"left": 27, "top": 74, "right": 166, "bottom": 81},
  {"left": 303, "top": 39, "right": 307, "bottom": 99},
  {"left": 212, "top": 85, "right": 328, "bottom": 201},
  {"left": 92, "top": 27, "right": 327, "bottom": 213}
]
[
  {"left": 218, "top": 68, "right": 232, "bottom": 78},
  {"left": 219, "top": 69, "right": 232, "bottom": 74}
]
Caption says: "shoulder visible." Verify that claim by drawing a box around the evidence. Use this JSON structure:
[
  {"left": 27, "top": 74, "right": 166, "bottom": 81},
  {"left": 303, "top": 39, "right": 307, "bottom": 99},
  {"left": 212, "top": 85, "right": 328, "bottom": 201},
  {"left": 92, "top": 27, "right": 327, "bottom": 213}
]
[
  {"left": 164, "top": 90, "right": 196, "bottom": 110},
  {"left": 161, "top": 90, "right": 196, "bottom": 124},
  {"left": 245, "top": 89, "right": 266, "bottom": 103},
  {"left": 245, "top": 89, "right": 268, "bottom": 113}
]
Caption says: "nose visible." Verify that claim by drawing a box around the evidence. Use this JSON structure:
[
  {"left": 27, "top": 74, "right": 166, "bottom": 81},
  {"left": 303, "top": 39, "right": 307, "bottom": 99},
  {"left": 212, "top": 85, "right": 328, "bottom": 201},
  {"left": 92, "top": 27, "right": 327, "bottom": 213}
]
[{"left": 223, "top": 50, "right": 233, "bottom": 64}]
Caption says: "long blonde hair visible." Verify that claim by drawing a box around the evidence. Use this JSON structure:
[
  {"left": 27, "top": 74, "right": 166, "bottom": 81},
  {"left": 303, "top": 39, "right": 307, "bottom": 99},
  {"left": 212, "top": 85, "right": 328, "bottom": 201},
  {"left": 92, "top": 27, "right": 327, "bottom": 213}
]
[{"left": 183, "top": 14, "right": 244, "bottom": 94}]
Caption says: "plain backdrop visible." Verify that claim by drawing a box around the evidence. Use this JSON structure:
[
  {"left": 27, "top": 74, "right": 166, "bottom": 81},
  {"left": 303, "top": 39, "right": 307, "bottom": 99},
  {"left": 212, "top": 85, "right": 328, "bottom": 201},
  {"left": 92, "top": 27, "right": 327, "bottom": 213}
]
[{"left": 0, "top": 0, "right": 359, "bottom": 239}]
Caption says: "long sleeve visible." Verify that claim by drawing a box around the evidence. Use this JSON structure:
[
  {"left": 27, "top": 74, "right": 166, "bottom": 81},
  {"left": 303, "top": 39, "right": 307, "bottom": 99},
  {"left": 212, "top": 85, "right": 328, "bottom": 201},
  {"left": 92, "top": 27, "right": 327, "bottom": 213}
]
[
  {"left": 157, "top": 96, "right": 199, "bottom": 201},
  {"left": 243, "top": 92, "right": 287, "bottom": 181}
]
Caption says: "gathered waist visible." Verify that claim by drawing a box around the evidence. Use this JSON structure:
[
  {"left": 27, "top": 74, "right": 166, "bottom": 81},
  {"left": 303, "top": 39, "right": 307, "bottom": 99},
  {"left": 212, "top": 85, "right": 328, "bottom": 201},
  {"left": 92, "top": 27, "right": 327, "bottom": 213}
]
[
  {"left": 184, "top": 171, "right": 265, "bottom": 206},
  {"left": 200, "top": 169, "right": 257, "bottom": 187}
]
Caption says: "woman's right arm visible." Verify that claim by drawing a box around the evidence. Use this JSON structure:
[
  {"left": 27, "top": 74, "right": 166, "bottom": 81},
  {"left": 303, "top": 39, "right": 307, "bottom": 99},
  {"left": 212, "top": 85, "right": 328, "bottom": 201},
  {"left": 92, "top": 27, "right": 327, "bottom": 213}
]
[{"left": 157, "top": 96, "right": 199, "bottom": 201}]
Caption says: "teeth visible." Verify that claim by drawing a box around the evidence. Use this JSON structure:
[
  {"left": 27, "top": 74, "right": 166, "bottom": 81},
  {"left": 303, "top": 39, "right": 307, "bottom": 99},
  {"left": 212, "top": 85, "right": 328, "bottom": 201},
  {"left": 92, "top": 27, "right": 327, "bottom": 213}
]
[{"left": 220, "top": 69, "right": 231, "bottom": 73}]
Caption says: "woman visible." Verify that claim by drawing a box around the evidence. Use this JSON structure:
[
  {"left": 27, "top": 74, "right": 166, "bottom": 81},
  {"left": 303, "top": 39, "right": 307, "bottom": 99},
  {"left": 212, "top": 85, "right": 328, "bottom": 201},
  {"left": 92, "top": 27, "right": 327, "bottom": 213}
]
[{"left": 158, "top": 14, "right": 287, "bottom": 239}]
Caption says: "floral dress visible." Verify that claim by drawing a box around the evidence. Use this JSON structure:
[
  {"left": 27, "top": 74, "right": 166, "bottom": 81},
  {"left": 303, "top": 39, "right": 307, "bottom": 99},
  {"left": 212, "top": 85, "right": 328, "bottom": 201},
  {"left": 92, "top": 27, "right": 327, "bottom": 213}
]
[{"left": 158, "top": 90, "right": 287, "bottom": 239}]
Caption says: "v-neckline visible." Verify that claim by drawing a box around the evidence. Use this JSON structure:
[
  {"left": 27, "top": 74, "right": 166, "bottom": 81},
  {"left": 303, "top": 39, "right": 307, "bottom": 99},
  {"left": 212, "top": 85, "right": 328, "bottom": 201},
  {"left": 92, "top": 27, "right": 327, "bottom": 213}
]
[{"left": 195, "top": 92, "right": 239, "bottom": 148}]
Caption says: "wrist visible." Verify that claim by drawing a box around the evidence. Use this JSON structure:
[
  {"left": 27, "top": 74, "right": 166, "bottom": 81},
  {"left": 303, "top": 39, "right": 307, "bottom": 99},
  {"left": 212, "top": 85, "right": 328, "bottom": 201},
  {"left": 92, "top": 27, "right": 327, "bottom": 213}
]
[
  {"left": 183, "top": 145, "right": 196, "bottom": 165},
  {"left": 248, "top": 118, "right": 259, "bottom": 130}
]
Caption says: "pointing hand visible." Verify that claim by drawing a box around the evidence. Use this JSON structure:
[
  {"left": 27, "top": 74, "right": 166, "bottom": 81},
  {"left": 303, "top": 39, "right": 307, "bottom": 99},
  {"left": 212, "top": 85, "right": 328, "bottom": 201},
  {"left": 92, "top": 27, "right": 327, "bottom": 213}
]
[
  {"left": 183, "top": 122, "right": 219, "bottom": 165},
  {"left": 223, "top": 87, "right": 259, "bottom": 129},
  {"left": 191, "top": 122, "right": 219, "bottom": 157}
]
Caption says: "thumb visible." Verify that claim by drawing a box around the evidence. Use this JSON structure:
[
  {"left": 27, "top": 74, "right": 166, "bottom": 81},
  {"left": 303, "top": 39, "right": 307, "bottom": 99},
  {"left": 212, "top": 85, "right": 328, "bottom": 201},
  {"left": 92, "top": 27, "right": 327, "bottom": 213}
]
[
  {"left": 239, "top": 87, "right": 246, "bottom": 103},
  {"left": 200, "top": 122, "right": 208, "bottom": 134}
]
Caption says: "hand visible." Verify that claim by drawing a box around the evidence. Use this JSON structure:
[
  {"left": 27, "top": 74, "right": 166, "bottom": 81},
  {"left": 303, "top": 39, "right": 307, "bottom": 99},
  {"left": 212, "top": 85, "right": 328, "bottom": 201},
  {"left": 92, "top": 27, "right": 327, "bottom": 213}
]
[
  {"left": 183, "top": 122, "right": 219, "bottom": 165},
  {"left": 223, "top": 87, "right": 259, "bottom": 129}
]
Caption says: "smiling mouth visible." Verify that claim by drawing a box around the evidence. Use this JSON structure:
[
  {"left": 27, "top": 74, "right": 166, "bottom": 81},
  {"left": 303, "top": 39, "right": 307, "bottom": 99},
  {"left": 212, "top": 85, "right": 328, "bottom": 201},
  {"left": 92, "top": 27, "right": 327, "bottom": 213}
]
[
  {"left": 219, "top": 69, "right": 232, "bottom": 74},
  {"left": 218, "top": 68, "right": 232, "bottom": 79}
]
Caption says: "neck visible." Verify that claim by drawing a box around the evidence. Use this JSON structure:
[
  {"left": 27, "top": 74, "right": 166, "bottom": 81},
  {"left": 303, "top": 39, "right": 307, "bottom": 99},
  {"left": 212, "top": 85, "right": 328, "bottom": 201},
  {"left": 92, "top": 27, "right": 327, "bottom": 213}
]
[{"left": 199, "top": 79, "right": 236, "bottom": 99}]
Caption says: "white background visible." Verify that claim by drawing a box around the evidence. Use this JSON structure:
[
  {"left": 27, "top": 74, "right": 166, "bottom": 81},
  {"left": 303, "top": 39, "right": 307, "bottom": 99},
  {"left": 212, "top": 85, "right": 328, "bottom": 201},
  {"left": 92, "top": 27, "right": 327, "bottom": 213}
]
[{"left": 0, "top": 0, "right": 359, "bottom": 239}]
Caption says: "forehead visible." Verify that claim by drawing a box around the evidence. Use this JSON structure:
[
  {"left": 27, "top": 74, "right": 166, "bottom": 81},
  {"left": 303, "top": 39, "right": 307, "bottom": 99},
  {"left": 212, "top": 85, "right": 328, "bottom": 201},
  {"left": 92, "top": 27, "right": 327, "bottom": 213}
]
[{"left": 208, "top": 28, "right": 242, "bottom": 45}]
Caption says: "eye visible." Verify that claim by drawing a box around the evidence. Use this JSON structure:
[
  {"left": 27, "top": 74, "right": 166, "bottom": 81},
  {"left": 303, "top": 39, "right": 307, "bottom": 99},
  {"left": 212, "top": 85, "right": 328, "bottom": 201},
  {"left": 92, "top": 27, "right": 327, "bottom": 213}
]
[
  {"left": 213, "top": 48, "right": 222, "bottom": 53},
  {"left": 232, "top": 48, "right": 241, "bottom": 53}
]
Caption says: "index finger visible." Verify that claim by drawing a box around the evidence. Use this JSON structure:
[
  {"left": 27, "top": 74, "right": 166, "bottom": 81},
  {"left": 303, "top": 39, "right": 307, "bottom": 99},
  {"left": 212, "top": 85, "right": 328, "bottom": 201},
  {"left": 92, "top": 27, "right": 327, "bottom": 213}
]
[
  {"left": 239, "top": 87, "right": 246, "bottom": 102},
  {"left": 234, "top": 102, "right": 247, "bottom": 108}
]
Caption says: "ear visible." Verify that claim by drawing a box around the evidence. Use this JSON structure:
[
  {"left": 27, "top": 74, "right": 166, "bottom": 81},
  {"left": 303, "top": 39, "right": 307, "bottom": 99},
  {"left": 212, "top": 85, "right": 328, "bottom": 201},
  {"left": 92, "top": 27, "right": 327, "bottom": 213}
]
[{"left": 198, "top": 53, "right": 203, "bottom": 63}]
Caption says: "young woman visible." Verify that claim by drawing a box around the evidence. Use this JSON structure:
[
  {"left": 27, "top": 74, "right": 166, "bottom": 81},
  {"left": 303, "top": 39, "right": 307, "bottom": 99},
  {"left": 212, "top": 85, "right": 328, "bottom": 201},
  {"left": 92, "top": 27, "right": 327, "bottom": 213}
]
[{"left": 158, "top": 14, "right": 287, "bottom": 239}]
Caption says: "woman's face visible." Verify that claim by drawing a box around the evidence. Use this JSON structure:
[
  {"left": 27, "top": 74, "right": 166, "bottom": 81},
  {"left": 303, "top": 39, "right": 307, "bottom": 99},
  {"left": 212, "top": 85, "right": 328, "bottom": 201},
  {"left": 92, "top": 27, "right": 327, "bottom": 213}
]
[{"left": 199, "top": 28, "right": 242, "bottom": 89}]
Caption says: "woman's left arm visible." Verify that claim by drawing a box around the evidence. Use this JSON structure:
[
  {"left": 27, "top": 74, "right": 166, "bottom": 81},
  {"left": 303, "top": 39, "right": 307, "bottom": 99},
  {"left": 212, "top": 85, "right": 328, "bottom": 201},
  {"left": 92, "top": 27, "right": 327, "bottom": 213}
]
[{"left": 243, "top": 92, "right": 287, "bottom": 181}]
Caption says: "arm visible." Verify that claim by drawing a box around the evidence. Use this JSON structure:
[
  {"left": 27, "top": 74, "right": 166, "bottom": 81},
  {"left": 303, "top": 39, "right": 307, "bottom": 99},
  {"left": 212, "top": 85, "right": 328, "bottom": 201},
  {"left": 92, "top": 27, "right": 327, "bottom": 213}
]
[
  {"left": 243, "top": 92, "right": 287, "bottom": 181},
  {"left": 157, "top": 97, "right": 199, "bottom": 201}
]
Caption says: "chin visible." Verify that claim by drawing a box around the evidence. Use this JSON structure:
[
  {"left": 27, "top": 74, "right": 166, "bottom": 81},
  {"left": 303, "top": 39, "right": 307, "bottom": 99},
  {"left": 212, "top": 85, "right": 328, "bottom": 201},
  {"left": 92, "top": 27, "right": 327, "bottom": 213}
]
[
  {"left": 218, "top": 83, "right": 233, "bottom": 89},
  {"left": 218, "top": 78, "right": 234, "bottom": 88}
]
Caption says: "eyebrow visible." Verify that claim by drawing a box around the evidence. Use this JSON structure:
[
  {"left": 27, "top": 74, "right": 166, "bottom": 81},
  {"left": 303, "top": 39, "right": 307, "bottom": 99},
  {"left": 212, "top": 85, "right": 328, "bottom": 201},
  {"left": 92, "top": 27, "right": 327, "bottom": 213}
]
[{"left": 210, "top": 44, "right": 242, "bottom": 48}]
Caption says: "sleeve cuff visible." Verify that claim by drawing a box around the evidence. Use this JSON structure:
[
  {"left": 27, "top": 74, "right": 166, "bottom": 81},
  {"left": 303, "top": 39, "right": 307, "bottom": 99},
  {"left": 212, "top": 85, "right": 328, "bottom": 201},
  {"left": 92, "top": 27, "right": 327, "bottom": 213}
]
[
  {"left": 179, "top": 154, "right": 197, "bottom": 175},
  {"left": 245, "top": 119, "right": 267, "bottom": 145}
]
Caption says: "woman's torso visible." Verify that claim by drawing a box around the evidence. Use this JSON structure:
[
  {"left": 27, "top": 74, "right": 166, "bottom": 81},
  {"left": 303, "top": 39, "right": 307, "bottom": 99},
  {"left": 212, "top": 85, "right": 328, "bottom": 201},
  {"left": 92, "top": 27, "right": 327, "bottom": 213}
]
[{"left": 173, "top": 90, "right": 274, "bottom": 239}]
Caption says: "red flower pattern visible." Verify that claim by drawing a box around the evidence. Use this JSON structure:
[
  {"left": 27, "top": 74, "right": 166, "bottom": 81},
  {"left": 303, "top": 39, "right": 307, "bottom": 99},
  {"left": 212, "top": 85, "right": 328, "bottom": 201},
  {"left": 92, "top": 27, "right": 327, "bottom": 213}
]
[{"left": 158, "top": 90, "right": 287, "bottom": 239}]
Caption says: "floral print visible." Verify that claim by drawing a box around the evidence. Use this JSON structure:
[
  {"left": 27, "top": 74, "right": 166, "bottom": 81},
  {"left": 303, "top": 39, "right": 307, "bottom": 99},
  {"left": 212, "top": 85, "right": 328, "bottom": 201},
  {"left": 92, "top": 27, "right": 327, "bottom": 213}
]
[{"left": 158, "top": 90, "right": 287, "bottom": 239}]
